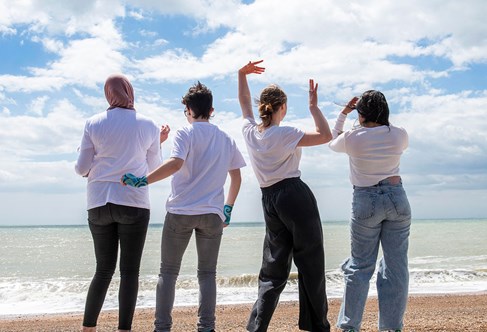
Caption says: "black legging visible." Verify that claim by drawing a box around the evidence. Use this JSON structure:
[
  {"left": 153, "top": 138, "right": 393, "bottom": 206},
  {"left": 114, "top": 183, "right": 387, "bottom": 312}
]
[{"left": 83, "top": 203, "right": 150, "bottom": 330}]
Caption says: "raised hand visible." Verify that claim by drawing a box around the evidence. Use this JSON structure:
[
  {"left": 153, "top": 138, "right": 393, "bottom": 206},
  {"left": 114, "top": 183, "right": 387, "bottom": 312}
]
[
  {"left": 160, "top": 124, "right": 170, "bottom": 144},
  {"left": 239, "top": 60, "right": 265, "bottom": 76},
  {"left": 342, "top": 96, "right": 359, "bottom": 115},
  {"left": 309, "top": 79, "right": 318, "bottom": 107}
]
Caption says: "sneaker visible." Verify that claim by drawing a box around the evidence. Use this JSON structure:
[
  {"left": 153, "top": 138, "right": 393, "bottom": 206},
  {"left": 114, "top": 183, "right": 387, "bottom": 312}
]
[
  {"left": 381, "top": 330, "right": 401, "bottom": 332},
  {"left": 342, "top": 330, "right": 356, "bottom": 332}
]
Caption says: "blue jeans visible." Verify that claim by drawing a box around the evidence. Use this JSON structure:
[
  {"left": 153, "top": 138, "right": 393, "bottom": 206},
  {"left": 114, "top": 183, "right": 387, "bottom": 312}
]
[
  {"left": 154, "top": 212, "right": 224, "bottom": 332},
  {"left": 337, "top": 178, "right": 411, "bottom": 331},
  {"left": 83, "top": 203, "right": 150, "bottom": 330}
]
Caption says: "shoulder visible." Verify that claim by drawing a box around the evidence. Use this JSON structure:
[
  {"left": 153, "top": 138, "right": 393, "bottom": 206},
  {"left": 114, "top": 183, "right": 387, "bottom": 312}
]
[
  {"left": 279, "top": 125, "right": 304, "bottom": 136},
  {"left": 135, "top": 112, "right": 157, "bottom": 126},
  {"left": 243, "top": 116, "right": 257, "bottom": 128},
  {"left": 84, "top": 112, "right": 107, "bottom": 129},
  {"left": 389, "top": 124, "right": 408, "bottom": 136}
]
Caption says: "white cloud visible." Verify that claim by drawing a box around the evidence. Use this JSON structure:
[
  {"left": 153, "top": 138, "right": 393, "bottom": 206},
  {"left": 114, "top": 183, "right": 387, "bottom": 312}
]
[
  {"left": 1, "top": 0, "right": 486, "bottom": 223},
  {"left": 28, "top": 96, "right": 49, "bottom": 116}
]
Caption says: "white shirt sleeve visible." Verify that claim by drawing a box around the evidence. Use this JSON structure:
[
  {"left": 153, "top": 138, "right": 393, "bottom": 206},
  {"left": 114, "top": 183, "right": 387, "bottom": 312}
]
[
  {"left": 146, "top": 135, "right": 163, "bottom": 173},
  {"left": 329, "top": 113, "right": 348, "bottom": 153},
  {"left": 75, "top": 147, "right": 94, "bottom": 176},
  {"left": 332, "top": 112, "right": 347, "bottom": 138},
  {"left": 75, "top": 124, "right": 94, "bottom": 176}
]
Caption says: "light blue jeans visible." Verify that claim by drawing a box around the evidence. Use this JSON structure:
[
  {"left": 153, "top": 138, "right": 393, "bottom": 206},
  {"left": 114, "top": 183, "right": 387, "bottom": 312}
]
[
  {"left": 154, "top": 212, "right": 224, "bottom": 332},
  {"left": 337, "top": 178, "right": 411, "bottom": 331}
]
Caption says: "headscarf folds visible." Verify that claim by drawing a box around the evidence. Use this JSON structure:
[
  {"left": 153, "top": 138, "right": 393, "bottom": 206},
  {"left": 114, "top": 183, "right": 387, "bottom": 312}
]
[{"left": 104, "top": 74, "right": 135, "bottom": 110}]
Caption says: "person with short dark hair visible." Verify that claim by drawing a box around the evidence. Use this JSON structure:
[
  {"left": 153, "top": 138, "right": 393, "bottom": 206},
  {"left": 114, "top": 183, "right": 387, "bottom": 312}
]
[
  {"left": 122, "top": 81, "right": 246, "bottom": 332},
  {"left": 238, "top": 60, "right": 332, "bottom": 332},
  {"left": 330, "top": 90, "right": 411, "bottom": 332}
]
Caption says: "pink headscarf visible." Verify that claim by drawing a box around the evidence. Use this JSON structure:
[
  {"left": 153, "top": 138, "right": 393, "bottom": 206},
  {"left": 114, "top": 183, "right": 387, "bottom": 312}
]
[{"left": 104, "top": 74, "right": 135, "bottom": 110}]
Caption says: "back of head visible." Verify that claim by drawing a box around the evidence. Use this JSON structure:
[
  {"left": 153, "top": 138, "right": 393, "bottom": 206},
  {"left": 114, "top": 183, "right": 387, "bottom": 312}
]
[
  {"left": 182, "top": 81, "right": 213, "bottom": 119},
  {"left": 104, "top": 74, "right": 135, "bottom": 110},
  {"left": 356, "top": 90, "right": 390, "bottom": 126},
  {"left": 258, "top": 84, "right": 287, "bottom": 128}
]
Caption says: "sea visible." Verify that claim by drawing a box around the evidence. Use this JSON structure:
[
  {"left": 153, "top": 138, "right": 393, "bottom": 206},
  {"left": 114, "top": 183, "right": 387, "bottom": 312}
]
[{"left": 1, "top": 219, "right": 486, "bottom": 317}]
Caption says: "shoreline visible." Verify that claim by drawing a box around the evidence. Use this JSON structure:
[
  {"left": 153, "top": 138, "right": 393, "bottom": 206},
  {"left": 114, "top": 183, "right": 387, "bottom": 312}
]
[{"left": 1, "top": 293, "right": 486, "bottom": 331}]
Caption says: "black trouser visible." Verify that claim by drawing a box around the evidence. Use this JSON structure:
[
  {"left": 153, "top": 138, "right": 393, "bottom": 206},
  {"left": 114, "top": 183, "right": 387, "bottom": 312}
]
[
  {"left": 83, "top": 203, "right": 150, "bottom": 330},
  {"left": 247, "top": 178, "right": 330, "bottom": 332}
]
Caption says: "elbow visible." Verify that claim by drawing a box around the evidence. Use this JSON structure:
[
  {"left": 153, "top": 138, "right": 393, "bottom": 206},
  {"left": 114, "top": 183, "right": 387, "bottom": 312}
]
[
  {"left": 323, "top": 132, "right": 333, "bottom": 143},
  {"left": 317, "top": 132, "right": 333, "bottom": 145},
  {"left": 74, "top": 164, "right": 89, "bottom": 177}
]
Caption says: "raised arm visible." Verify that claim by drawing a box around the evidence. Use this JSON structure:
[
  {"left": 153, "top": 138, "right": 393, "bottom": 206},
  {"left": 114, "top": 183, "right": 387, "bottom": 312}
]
[
  {"left": 238, "top": 60, "right": 265, "bottom": 119},
  {"left": 331, "top": 97, "right": 358, "bottom": 138},
  {"left": 297, "top": 79, "right": 333, "bottom": 147}
]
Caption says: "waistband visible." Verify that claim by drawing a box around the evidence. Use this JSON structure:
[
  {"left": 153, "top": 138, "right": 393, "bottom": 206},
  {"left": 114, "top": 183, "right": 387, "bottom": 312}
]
[
  {"left": 354, "top": 176, "right": 402, "bottom": 189},
  {"left": 261, "top": 177, "right": 301, "bottom": 194}
]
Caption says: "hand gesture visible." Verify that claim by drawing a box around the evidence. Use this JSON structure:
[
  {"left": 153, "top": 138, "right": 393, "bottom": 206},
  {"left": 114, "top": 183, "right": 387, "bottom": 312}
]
[
  {"left": 239, "top": 60, "right": 265, "bottom": 76},
  {"left": 160, "top": 124, "right": 170, "bottom": 144},
  {"left": 309, "top": 79, "right": 318, "bottom": 107},
  {"left": 342, "top": 97, "right": 359, "bottom": 115}
]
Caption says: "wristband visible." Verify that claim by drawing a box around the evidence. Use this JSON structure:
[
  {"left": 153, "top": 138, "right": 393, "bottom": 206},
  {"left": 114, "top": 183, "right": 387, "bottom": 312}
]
[
  {"left": 122, "top": 173, "right": 148, "bottom": 188},
  {"left": 223, "top": 204, "right": 233, "bottom": 225}
]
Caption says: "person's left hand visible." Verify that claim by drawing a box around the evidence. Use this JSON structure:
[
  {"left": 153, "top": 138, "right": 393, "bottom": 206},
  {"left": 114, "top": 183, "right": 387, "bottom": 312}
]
[
  {"left": 160, "top": 124, "right": 170, "bottom": 144},
  {"left": 223, "top": 204, "right": 233, "bottom": 227}
]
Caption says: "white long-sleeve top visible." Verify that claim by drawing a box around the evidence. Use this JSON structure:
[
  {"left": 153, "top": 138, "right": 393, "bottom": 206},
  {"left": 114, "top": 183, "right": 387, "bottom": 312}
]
[
  {"left": 329, "top": 112, "right": 408, "bottom": 187},
  {"left": 75, "top": 108, "right": 162, "bottom": 209}
]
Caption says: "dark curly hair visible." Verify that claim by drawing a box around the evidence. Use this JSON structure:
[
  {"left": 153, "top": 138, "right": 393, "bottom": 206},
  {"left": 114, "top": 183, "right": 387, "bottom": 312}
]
[
  {"left": 355, "top": 90, "right": 390, "bottom": 126},
  {"left": 181, "top": 81, "right": 213, "bottom": 119}
]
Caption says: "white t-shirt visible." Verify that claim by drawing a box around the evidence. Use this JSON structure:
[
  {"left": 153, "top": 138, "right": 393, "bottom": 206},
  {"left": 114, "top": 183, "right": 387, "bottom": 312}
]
[
  {"left": 329, "top": 112, "right": 408, "bottom": 187},
  {"left": 75, "top": 108, "right": 162, "bottom": 209},
  {"left": 242, "top": 117, "right": 304, "bottom": 188},
  {"left": 166, "top": 122, "right": 246, "bottom": 221}
]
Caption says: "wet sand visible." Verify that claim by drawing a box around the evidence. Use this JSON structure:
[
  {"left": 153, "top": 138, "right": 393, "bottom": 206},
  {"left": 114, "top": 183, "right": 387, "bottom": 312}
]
[{"left": 1, "top": 293, "right": 486, "bottom": 331}]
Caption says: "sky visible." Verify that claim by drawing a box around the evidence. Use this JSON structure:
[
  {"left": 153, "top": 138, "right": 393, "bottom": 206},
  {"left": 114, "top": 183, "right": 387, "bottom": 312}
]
[{"left": 0, "top": 0, "right": 486, "bottom": 226}]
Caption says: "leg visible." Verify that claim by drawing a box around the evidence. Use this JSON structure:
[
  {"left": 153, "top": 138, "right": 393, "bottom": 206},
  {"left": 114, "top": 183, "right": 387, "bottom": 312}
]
[
  {"left": 83, "top": 205, "right": 118, "bottom": 328},
  {"left": 154, "top": 213, "right": 194, "bottom": 332},
  {"left": 194, "top": 214, "right": 224, "bottom": 332},
  {"left": 247, "top": 195, "right": 293, "bottom": 332},
  {"left": 377, "top": 188, "right": 411, "bottom": 330},
  {"left": 114, "top": 205, "right": 150, "bottom": 331},
  {"left": 277, "top": 180, "right": 330, "bottom": 332},
  {"left": 337, "top": 189, "right": 383, "bottom": 331}
]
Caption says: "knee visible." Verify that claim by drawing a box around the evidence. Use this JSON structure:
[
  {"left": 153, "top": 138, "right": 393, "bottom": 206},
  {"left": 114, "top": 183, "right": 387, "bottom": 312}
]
[
  {"left": 341, "top": 258, "right": 375, "bottom": 281},
  {"left": 197, "top": 269, "right": 216, "bottom": 280}
]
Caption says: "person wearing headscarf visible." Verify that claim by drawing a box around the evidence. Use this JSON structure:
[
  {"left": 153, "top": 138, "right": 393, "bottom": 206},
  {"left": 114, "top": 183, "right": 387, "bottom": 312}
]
[{"left": 75, "top": 74, "right": 170, "bottom": 332}]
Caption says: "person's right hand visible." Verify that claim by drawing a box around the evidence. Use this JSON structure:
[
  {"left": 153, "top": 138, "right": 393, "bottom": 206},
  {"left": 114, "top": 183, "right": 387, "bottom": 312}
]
[
  {"left": 342, "top": 97, "right": 359, "bottom": 115},
  {"left": 121, "top": 173, "right": 148, "bottom": 187},
  {"left": 160, "top": 124, "right": 170, "bottom": 144},
  {"left": 239, "top": 60, "right": 265, "bottom": 76}
]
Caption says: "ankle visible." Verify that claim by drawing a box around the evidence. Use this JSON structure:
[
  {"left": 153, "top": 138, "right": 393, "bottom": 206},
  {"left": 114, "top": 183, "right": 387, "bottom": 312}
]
[{"left": 82, "top": 327, "right": 96, "bottom": 332}]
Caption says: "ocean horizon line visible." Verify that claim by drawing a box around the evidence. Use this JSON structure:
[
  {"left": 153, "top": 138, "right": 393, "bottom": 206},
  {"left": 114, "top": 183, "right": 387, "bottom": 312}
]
[{"left": 1, "top": 217, "right": 486, "bottom": 228}]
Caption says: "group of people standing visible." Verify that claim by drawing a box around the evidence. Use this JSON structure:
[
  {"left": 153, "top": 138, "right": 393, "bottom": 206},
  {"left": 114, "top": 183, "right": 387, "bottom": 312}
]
[{"left": 75, "top": 60, "right": 411, "bottom": 332}]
